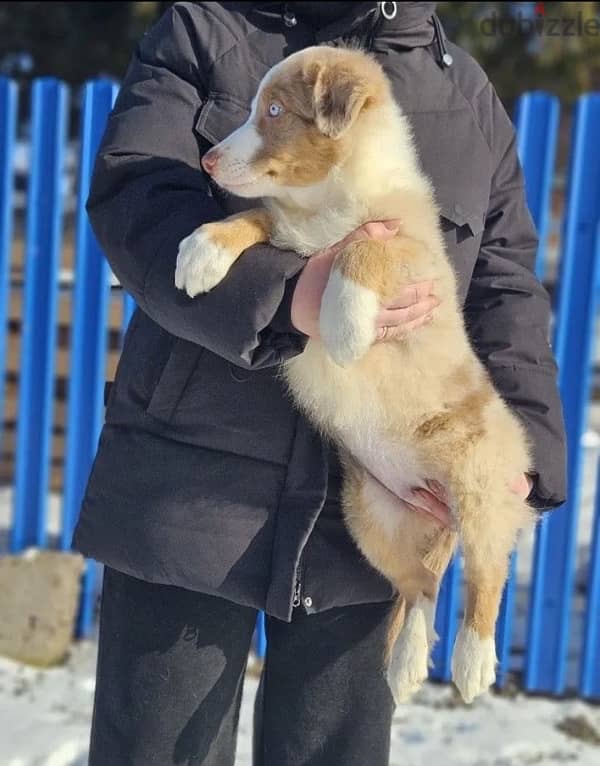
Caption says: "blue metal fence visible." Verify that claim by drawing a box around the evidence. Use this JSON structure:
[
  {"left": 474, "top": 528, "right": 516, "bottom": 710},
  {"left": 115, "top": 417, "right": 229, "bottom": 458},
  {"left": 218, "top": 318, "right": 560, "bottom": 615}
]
[
  {"left": 1, "top": 77, "right": 600, "bottom": 700},
  {"left": 61, "top": 80, "right": 120, "bottom": 635},
  {"left": 0, "top": 79, "right": 17, "bottom": 455},
  {"left": 525, "top": 94, "right": 600, "bottom": 696},
  {"left": 11, "top": 79, "right": 68, "bottom": 552}
]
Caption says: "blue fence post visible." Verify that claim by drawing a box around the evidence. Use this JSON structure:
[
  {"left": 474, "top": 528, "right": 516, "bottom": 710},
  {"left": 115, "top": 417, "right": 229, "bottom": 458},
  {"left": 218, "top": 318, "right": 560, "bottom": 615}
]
[
  {"left": 61, "top": 79, "right": 118, "bottom": 636},
  {"left": 525, "top": 93, "right": 600, "bottom": 695},
  {"left": 494, "top": 92, "right": 560, "bottom": 688},
  {"left": 579, "top": 223, "right": 600, "bottom": 701},
  {"left": 122, "top": 290, "right": 136, "bottom": 338},
  {"left": 11, "top": 78, "right": 69, "bottom": 552},
  {"left": 255, "top": 612, "right": 267, "bottom": 659},
  {"left": 0, "top": 78, "right": 18, "bottom": 451},
  {"left": 514, "top": 92, "right": 560, "bottom": 281},
  {"left": 495, "top": 551, "right": 518, "bottom": 687},
  {"left": 580, "top": 456, "right": 600, "bottom": 699},
  {"left": 430, "top": 557, "right": 461, "bottom": 681}
]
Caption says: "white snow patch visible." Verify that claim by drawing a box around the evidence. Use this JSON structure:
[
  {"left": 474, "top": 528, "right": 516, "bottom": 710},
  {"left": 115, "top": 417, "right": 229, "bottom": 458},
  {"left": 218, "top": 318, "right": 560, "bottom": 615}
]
[{"left": 0, "top": 643, "right": 599, "bottom": 765}]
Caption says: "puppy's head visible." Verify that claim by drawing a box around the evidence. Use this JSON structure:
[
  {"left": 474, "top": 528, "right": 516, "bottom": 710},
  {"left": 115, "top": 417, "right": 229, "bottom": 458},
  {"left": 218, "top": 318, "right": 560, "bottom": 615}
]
[{"left": 201, "top": 47, "right": 390, "bottom": 200}]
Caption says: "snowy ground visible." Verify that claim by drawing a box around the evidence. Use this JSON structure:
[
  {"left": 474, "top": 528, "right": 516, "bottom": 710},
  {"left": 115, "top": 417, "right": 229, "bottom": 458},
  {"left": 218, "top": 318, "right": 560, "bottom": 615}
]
[{"left": 1, "top": 638, "right": 600, "bottom": 766}]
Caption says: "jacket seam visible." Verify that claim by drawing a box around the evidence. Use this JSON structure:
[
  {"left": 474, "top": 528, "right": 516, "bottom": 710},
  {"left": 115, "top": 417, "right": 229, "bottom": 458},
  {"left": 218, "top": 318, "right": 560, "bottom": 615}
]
[
  {"left": 202, "top": 4, "right": 252, "bottom": 79},
  {"left": 437, "top": 46, "right": 493, "bottom": 157},
  {"left": 492, "top": 363, "right": 557, "bottom": 376}
]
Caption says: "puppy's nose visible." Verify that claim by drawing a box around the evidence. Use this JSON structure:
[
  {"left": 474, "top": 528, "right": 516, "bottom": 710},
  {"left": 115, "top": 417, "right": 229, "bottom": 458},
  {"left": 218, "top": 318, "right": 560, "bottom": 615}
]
[{"left": 201, "top": 149, "right": 220, "bottom": 175}]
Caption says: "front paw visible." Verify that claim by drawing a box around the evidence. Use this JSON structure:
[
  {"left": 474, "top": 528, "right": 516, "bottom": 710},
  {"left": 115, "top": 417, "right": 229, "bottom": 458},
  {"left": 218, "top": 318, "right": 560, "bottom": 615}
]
[
  {"left": 175, "top": 226, "right": 239, "bottom": 297},
  {"left": 319, "top": 270, "right": 378, "bottom": 366}
]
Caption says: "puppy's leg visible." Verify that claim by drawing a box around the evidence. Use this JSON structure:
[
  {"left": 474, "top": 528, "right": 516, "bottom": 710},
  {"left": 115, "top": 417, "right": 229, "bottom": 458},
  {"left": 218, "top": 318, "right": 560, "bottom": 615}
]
[
  {"left": 341, "top": 462, "right": 456, "bottom": 704},
  {"left": 387, "top": 592, "right": 437, "bottom": 704},
  {"left": 386, "top": 526, "right": 456, "bottom": 704},
  {"left": 175, "top": 208, "right": 272, "bottom": 297},
  {"left": 450, "top": 487, "right": 529, "bottom": 703},
  {"left": 319, "top": 237, "right": 428, "bottom": 366}
]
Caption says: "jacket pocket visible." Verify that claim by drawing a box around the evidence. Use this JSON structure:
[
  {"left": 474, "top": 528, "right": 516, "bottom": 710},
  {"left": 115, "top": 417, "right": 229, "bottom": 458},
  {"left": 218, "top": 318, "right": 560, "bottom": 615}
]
[
  {"left": 438, "top": 197, "right": 485, "bottom": 239},
  {"left": 145, "top": 339, "right": 205, "bottom": 423},
  {"left": 435, "top": 191, "right": 487, "bottom": 304},
  {"left": 404, "top": 108, "right": 490, "bottom": 301},
  {"left": 195, "top": 92, "right": 251, "bottom": 146}
]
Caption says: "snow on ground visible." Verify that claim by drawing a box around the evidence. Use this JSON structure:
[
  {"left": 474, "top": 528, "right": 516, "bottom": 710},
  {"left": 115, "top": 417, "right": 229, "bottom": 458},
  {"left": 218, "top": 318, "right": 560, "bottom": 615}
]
[{"left": 1, "top": 639, "right": 599, "bottom": 766}]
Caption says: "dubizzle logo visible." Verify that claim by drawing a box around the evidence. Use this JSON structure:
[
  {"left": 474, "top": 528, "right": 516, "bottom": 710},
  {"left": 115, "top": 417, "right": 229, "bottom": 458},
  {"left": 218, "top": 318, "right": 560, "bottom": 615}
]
[{"left": 481, "top": 2, "right": 600, "bottom": 37}]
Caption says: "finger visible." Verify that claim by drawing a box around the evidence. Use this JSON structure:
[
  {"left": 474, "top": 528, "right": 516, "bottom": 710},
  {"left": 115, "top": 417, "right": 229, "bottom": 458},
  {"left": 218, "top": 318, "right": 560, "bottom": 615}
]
[
  {"left": 375, "top": 312, "right": 434, "bottom": 341},
  {"left": 426, "top": 479, "right": 450, "bottom": 505},
  {"left": 376, "top": 295, "right": 439, "bottom": 328},
  {"left": 509, "top": 474, "right": 532, "bottom": 499},
  {"left": 380, "top": 294, "right": 440, "bottom": 324},
  {"left": 409, "top": 488, "right": 453, "bottom": 526},
  {"left": 385, "top": 281, "right": 436, "bottom": 310},
  {"left": 401, "top": 498, "right": 450, "bottom": 528},
  {"left": 328, "top": 220, "right": 402, "bottom": 255},
  {"left": 376, "top": 299, "right": 437, "bottom": 328},
  {"left": 360, "top": 219, "right": 401, "bottom": 238}
]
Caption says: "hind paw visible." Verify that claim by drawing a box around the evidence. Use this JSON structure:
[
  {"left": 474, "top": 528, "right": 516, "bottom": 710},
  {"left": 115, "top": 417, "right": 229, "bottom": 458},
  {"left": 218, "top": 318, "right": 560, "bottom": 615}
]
[
  {"left": 451, "top": 626, "right": 497, "bottom": 703},
  {"left": 386, "top": 616, "right": 430, "bottom": 704}
]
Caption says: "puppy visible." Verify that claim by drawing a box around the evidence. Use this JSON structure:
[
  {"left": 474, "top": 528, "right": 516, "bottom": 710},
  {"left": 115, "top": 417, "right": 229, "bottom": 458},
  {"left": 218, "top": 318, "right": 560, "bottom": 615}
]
[{"left": 175, "top": 46, "right": 533, "bottom": 705}]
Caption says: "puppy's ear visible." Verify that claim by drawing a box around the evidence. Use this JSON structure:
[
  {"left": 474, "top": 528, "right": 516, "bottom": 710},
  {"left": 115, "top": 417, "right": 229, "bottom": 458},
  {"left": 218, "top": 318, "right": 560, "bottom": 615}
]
[{"left": 310, "top": 62, "right": 370, "bottom": 139}]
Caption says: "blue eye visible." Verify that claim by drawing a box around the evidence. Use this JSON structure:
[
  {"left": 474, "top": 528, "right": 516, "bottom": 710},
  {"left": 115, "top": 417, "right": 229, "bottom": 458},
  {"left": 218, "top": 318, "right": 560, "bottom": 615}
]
[{"left": 268, "top": 102, "right": 283, "bottom": 117}]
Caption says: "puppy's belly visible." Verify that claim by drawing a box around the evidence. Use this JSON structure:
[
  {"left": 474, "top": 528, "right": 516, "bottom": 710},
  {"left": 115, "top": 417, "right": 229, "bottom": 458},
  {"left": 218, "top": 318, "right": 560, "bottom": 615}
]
[
  {"left": 342, "top": 428, "right": 426, "bottom": 503},
  {"left": 360, "top": 469, "right": 418, "bottom": 538}
]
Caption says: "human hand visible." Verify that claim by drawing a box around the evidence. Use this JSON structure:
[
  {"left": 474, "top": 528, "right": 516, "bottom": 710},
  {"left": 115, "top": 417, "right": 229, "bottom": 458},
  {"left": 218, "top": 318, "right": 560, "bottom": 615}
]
[
  {"left": 510, "top": 474, "right": 534, "bottom": 501},
  {"left": 290, "top": 220, "right": 440, "bottom": 339},
  {"left": 402, "top": 481, "right": 453, "bottom": 527},
  {"left": 400, "top": 474, "right": 534, "bottom": 528}
]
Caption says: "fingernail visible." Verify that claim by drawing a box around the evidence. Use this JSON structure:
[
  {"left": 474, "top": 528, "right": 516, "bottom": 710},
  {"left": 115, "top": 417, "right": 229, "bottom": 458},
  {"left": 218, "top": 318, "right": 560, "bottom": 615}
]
[{"left": 383, "top": 220, "right": 400, "bottom": 231}]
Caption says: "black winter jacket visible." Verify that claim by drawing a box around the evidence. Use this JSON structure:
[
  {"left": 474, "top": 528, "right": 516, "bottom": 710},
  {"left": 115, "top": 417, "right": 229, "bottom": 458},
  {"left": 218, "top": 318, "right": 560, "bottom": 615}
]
[{"left": 73, "top": 1, "right": 567, "bottom": 621}]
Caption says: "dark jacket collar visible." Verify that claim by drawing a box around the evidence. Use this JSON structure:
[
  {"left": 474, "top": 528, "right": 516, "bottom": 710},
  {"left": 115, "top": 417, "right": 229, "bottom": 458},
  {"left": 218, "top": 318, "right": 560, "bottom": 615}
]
[{"left": 250, "top": 2, "right": 438, "bottom": 50}]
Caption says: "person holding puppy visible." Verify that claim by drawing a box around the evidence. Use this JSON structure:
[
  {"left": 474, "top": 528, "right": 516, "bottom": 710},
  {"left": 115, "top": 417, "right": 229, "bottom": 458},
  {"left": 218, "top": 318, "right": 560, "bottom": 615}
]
[{"left": 73, "top": 3, "right": 566, "bottom": 765}]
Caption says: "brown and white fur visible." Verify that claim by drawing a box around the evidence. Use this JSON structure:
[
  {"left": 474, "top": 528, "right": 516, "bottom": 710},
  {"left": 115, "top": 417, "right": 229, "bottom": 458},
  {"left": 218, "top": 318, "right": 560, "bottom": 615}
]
[{"left": 175, "top": 46, "right": 534, "bottom": 705}]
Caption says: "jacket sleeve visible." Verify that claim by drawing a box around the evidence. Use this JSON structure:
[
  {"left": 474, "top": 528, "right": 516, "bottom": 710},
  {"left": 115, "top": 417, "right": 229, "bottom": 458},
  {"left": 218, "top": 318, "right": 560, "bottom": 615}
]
[
  {"left": 465, "top": 84, "right": 567, "bottom": 511},
  {"left": 86, "top": 4, "right": 307, "bottom": 369}
]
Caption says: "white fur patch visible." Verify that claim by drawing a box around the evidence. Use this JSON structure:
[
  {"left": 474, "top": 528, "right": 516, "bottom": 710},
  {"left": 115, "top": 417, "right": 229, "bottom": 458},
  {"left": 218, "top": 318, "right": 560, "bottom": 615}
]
[
  {"left": 387, "top": 595, "right": 437, "bottom": 704},
  {"left": 451, "top": 625, "right": 497, "bottom": 704},
  {"left": 175, "top": 226, "right": 238, "bottom": 297},
  {"left": 319, "top": 270, "right": 379, "bottom": 366},
  {"left": 361, "top": 476, "right": 408, "bottom": 538},
  {"left": 220, "top": 122, "right": 263, "bottom": 164},
  {"left": 208, "top": 119, "right": 266, "bottom": 196}
]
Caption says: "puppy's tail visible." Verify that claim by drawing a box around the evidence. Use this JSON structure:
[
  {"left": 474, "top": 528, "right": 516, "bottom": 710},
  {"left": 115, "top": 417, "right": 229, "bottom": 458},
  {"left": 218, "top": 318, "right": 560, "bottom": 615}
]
[{"left": 384, "top": 596, "right": 406, "bottom": 665}]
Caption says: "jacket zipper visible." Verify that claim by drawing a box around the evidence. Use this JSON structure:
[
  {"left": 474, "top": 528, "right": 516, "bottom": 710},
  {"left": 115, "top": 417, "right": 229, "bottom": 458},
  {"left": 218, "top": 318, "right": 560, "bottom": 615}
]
[
  {"left": 292, "top": 555, "right": 305, "bottom": 608},
  {"left": 292, "top": 575, "right": 302, "bottom": 608}
]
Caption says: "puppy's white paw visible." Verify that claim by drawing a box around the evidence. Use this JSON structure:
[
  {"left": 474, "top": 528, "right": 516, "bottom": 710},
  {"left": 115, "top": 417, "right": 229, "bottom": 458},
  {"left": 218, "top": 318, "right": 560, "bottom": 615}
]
[
  {"left": 387, "top": 602, "right": 432, "bottom": 704},
  {"left": 175, "top": 226, "right": 238, "bottom": 297},
  {"left": 451, "top": 626, "right": 497, "bottom": 704},
  {"left": 319, "top": 270, "right": 378, "bottom": 366}
]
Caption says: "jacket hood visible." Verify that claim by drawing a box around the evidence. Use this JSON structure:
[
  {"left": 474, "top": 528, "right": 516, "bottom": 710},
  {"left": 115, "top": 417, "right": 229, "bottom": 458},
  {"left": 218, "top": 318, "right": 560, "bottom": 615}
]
[{"left": 249, "top": 2, "right": 439, "bottom": 52}]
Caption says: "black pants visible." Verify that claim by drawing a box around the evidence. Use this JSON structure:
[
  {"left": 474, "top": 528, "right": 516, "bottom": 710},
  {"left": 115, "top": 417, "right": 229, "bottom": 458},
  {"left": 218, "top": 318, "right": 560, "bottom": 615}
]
[{"left": 89, "top": 568, "right": 395, "bottom": 766}]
